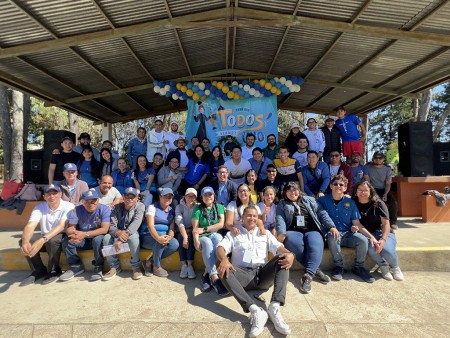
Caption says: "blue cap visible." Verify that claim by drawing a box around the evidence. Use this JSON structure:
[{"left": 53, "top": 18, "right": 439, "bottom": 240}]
[
  {"left": 82, "top": 189, "right": 99, "bottom": 200},
  {"left": 44, "top": 184, "right": 61, "bottom": 193},
  {"left": 63, "top": 163, "right": 77, "bottom": 172},
  {"left": 124, "top": 187, "right": 138, "bottom": 196},
  {"left": 201, "top": 186, "right": 214, "bottom": 196},
  {"left": 158, "top": 187, "right": 174, "bottom": 196}
]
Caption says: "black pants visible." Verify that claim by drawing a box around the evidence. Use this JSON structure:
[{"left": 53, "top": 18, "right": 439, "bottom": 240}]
[
  {"left": 19, "top": 233, "right": 63, "bottom": 274},
  {"left": 221, "top": 255, "right": 289, "bottom": 313},
  {"left": 375, "top": 188, "right": 398, "bottom": 225}
]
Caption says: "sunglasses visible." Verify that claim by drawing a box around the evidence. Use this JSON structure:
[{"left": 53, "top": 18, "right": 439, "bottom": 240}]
[{"left": 332, "top": 182, "right": 345, "bottom": 187}]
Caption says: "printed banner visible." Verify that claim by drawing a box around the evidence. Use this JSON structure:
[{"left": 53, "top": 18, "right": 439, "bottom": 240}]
[{"left": 186, "top": 96, "right": 278, "bottom": 149}]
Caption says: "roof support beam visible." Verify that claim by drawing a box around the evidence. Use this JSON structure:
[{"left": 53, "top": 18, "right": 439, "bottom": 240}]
[{"left": 2, "top": 7, "right": 450, "bottom": 60}]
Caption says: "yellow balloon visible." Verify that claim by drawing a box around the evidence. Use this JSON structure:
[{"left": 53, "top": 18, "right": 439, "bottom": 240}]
[
  {"left": 233, "top": 93, "right": 239, "bottom": 100},
  {"left": 212, "top": 81, "right": 217, "bottom": 86},
  {"left": 259, "top": 79, "right": 266, "bottom": 87},
  {"left": 192, "top": 93, "right": 200, "bottom": 101},
  {"left": 176, "top": 83, "right": 182, "bottom": 90},
  {"left": 186, "top": 89, "right": 193, "bottom": 96},
  {"left": 223, "top": 86, "right": 230, "bottom": 93},
  {"left": 270, "top": 86, "right": 277, "bottom": 94},
  {"left": 276, "top": 89, "right": 281, "bottom": 95},
  {"left": 265, "top": 83, "right": 272, "bottom": 90},
  {"left": 227, "top": 91, "right": 234, "bottom": 99},
  {"left": 181, "top": 85, "right": 187, "bottom": 93},
  {"left": 201, "top": 96, "right": 207, "bottom": 100},
  {"left": 253, "top": 79, "right": 259, "bottom": 84},
  {"left": 217, "top": 82, "right": 223, "bottom": 90}
]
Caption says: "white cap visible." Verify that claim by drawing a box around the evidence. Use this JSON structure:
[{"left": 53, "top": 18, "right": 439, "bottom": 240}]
[
  {"left": 291, "top": 122, "right": 300, "bottom": 129},
  {"left": 185, "top": 188, "right": 197, "bottom": 197}
]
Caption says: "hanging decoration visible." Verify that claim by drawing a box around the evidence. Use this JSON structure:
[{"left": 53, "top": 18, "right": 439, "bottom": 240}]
[{"left": 152, "top": 76, "right": 303, "bottom": 101}]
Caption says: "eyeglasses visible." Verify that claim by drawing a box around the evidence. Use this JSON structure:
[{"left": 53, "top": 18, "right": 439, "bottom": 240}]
[
  {"left": 124, "top": 195, "right": 137, "bottom": 200},
  {"left": 238, "top": 190, "right": 249, "bottom": 193},
  {"left": 356, "top": 189, "right": 369, "bottom": 194},
  {"left": 332, "top": 182, "right": 345, "bottom": 187}
]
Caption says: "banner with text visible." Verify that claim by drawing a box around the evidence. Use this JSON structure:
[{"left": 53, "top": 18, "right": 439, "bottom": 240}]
[{"left": 186, "top": 96, "right": 278, "bottom": 149}]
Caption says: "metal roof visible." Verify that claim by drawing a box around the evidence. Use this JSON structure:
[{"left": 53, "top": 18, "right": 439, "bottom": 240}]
[{"left": 0, "top": 0, "right": 449, "bottom": 122}]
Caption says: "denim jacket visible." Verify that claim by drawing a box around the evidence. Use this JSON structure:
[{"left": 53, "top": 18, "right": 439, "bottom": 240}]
[{"left": 276, "top": 195, "right": 335, "bottom": 237}]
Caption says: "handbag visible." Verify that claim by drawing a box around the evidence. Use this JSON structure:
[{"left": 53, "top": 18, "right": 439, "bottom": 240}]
[
  {"left": 14, "top": 182, "right": 41, "bottom": 201},
  {"left": 1, "top": 180, "right": 25, "bottom": 200}
]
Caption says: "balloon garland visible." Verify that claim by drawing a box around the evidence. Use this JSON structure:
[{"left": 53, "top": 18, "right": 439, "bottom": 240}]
[{"left": 152, "top": 76, "right": 303, "bottom": 101}]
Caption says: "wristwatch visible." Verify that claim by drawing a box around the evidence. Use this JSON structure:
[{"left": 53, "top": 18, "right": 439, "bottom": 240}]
[
  {"left": 42, "top": 236, "right": 49, "bottom": 242},
  {"left": 86, "top": 232, "right": 91, "bottom": 238}
]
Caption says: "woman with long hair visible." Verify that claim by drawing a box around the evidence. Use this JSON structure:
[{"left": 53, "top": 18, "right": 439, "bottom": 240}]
[
  {"left": 100, "top": 147, "right": 117, "bottom": 177},
  {"left": 132, "top": 155, "right": 156, "bottom": 206},
  {"left": 77, "top": 145, "right": 100, "bottom": 188},
  {"left": 245, "top": 169, "right": 259, "bottom": 204},
  {"left": 276, "top": 182, "right": 334, "bottom": 293},
  {"left": 209, "top": 145, "right": 225, "bottom": 182},
  {"left": 257, "top": 186, "right": 277, "bottom": 235},
  {"left": 352, "top": 181, "right": 404, "bottom": 281},
  {"left": 111, "top": 158, "right": 133, "bottom": 195}
]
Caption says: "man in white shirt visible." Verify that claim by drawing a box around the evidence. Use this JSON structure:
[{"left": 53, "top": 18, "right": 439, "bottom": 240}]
[
  {"left": 241, "top": 133, "right": 256, "bottom": 161},
  {"left": 164, "top": 120, "right": 184, "bottom": 154},
  {"left": 19, "top": 184, "right": 75, "bottom": 286},
  {"left": 94, "top": 175, "right": 123, "bottom": 209},
  {"left": 217, "top": 206, "right": 295, "bottom": 338},
  {"left": 147, "top": 118, "right": 167, "bottom": 160},
  {"left": 224, "top": 145, "right": 252, "bottom": 185}
]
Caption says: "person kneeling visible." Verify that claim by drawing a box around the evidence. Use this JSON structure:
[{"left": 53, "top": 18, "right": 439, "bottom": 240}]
[
  {"left": 217, "top": 206, "right": 295, "bottom": 338},
  {"left": 102, "top": 187, "right": 145, "bottom": 281}
]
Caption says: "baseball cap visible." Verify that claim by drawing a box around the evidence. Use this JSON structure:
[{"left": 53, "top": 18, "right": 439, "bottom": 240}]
[
  {"left": 201, "top": 186, "right": 214, "bottom": 196},
  {"left": 185, "top": 188, "right": 198, "bottom": 197},
  {"left": 44, "top": 184, "right": 61, "bottom": 193},
  {"left": 170, "top": 119, "right": 178, "bottom": 126},
  {"left": 63, "top": 163, "right": 77, "bottom": 172},
  {"left": 158, "top": 187, "right": 174, "bottom": 196},
  {"left": 291, "top": 122, "right": 300, "bottom": 129},
  {"left": 352, "top": 150, "right": 362, "bottom": 156},
  {"left": 124, "top": 187, "right": 138, "bottom": 196},
  {"left": 61, "top": 136, "right": 73, "bottom": 142},
  {"left": 373, "top": 151, "right": 386, "bottom": 158},
  {"left": 325, "top": 117, "right": 335, "bottom": 122},
  {"left": 82, "top": 189, "right": 99, "bottom": 200},
  {"left": 78, "top": 132, "right": 91, "bottom": 140}
]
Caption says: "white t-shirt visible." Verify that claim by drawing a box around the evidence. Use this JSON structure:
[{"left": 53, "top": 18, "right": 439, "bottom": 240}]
[
  {"left": 28, "top": 200, "right": 75, "bottom": 234},
  {"left": 224, "top": 158, "right": 252, "bottom": 185},
  {"left": 226, "top": 201, "right": 261, "bottom": 227},
  {"left": 292, "top": 151, "right": 308, "bottom": 168},
  {"left": 165, "top": 132, "right": 183, "bottom": 152},
  {"left": 329, "top": 165, "right": 340, "bottom": 178},
  {"left": 218, "top": 226, "right": 283, "bottom": 268},
  {"left": 241, "top": 146, "right": 255, "bottom": 161},
  {"left": 179, "top": 150, "right": 189, "bottom": 168},
  {"left": 94, "top": 186, "right": 122, "bottom": 206}
]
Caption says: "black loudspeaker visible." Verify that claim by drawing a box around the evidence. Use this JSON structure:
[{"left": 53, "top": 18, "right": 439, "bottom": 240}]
[
  {"left": 434, "top": 142, "right": 450, "bottom": 176},
  {"left": 398, "top": 121, "right": 434, "bottom": 177},
  {"left": 43, "top": 130, "right": 76, "bottom": 184},
  {"left": 23, "top": 150, "right": 44, "bottom": 183}
]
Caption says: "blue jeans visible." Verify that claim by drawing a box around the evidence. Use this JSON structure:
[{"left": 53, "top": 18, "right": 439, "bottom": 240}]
[
  {"left": 62, "top": 234, "right": 104, "bottom": 267},
  {"left": 283, "top": 230, "right": 324, "bottom": 276},
  {"left": 140, "top": 231, "right": 179, "bottom": 268},
  {"left": 177, "top": 231, "right": 195, "bottom": 263},
  {"left": 326, "top": 231, "right": 368, "bottom": 268},
  {"left": 367, "top": 232, "right": 399, "bottom": 268},
  {"left": 103, "top": 232, "right": 140, "bottom": 269},
  {"left": 200, "top": 233, "right": 223, "bottom": 277}
]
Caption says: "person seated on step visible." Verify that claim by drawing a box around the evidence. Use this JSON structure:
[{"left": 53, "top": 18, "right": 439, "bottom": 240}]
[
  {"left": 58, "top": 163, "right": 89, "bottom": 206},
  {"left": 19, "top": 184, "right": 75, "bottom": 287},
  {"left": 59, "top": 189, "right": 110, "bottom": 282},
  {"left": 217, "top": 206, "right": 295, "bottom": 338},
  {"left": 102, "top": 187, "right": 145, "bottom": 281}
]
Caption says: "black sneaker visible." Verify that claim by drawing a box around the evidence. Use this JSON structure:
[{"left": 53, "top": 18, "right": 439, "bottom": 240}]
[
  {"left": 331, "top": 266, "right": 344, "bottom": 281},
  {"left": 19, "top": 270, "right": 47, "bottom": 287},
  {"left": 212, "top": 278, "right": 229, "bottom": 297},
  {"left": 200, "top": 273, "right": 211, "bottom": 292},
  {"left": 314, "top": 269, "right": 331, "bottom": 284},
  {"left": 352, "top": 266, "right": 375, "bottom": 283},
  {"left": 299, "top": 273, "right": 312, "bottom": 294},
  {"left": 42, "top": 270, "right": 62, "bottom": 285}
]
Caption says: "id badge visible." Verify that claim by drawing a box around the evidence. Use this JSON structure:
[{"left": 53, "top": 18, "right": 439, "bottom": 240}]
[
  {"left": 296, "top": 215, "right": 305, "bottom": 228},
  {"left": 242, "top": 250, "right": 252, "bottom": 264}
]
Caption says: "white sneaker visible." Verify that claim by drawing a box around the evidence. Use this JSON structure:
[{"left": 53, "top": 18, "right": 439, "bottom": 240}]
[
  {"left": 379, "top": 265, "right": 393, "bottom": 281},
  {"left": 268, "top": 302, "right": 291, "bottom": 335},
  {"left": 249, "top": 307, "right": 268, "bottom": 338},
  {"left": 392, "top": 267, "right": 404, "bottom": 281},
  {"left": 180, "top": 265, "right": 188, "bottom": 279},
  {"left": 187, "top": 265, "right": 196, "bottom": 279}
]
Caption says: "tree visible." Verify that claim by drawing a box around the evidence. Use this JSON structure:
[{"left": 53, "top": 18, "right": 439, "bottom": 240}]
[{"left": 0, "top": 85, "right": 11, "bottom": 178}]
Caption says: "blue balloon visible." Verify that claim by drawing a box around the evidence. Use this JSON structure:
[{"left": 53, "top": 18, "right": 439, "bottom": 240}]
[
  {"left": 238, "top": 89, "right": 245, "bottom": 96},
  {"left": 153, "top": 80, "right": 158, "bottom": 86},
  {"left": 169, "top": 81, "right": 176, "bottom": 87},
  {"left": 298, "top": 78, "right": 304, "bottom": 85},
  {"left": 223, "top": 82, "right": 229, "bottom": 87},
  {"left": 176, "top": 90, "right": 183, "bottom": 97},
  {"left": 232, "top": 85, "right": 239, "bottom": 92},
  {"left": 291, "top": 76, "right": 297, "bottom": 84},
  {"left": 264, "top": 91, "right": 272, "bottom": 97},
  {"left": 242, "top": 80, "right": 248, "bottom": 85},
  {"left": 210, "top": 93, "right": 216, "bottom": 100},
  {"left": 198, "top": 90, "right": 205, "bottom": 97},
  {"left": 165, "top": 91, "right": 171, "bottom": 97},
  {"left": 260, "top": 88, "right": 266, "bottom": 95},
  {"left": 285, "top": 76, "right": 291, "bottom": 81},
  {"left": 276, "top": 83, "right": 281, "bottom": 88},
  {"left": 192, "top": 85, "right": 199, "bottom": 93},
  {"left": 254, "top": 84, "right": 261, "bottom": 90},
  {"left": 187, "top": 82, "right": 193, "bottom": 89},
  {"left": 205, "top": 83, "right": 211, "bottom": 90},
  {"left": 244, "top": 92, "right": 250, "bottom": 99},
  {"left": 270, "top": 79, "right": 276, "bottom": 85}
]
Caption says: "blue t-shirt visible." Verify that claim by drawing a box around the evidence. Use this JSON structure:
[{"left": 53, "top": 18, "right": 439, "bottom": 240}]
[
  {"left": 78, "top": 160, "right": 98, "bottom": 187},
  {"left": 134, "top": 168, "right": 156, "bottom": 191},
  {"left": 301, "top": 161, "right": 330, "bottom": 196},
  {"left": 112, "top": 169, "right": 134, "bottom": 195},
  {"left": 184, "top": 159, "right": 210, "bottom": 184},
  {"left": 146, "top": 202, "right": 175, "bottom": 233},
  {"left": 351, "top": 165, "right": 368, "bottom": 187},
  {"left": 74, "top": 204, "right": 111, "bottom": 232},
  {"left": 317, "top": 195, "right": 360, "bottom": 232},
  {"left": 335, "top": 114, "right": 361, "bottom": 142}
]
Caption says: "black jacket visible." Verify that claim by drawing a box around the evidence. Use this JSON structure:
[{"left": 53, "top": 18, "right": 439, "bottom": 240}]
[{"left": 321, "top": 126, "right": 341, "bottom": 156}]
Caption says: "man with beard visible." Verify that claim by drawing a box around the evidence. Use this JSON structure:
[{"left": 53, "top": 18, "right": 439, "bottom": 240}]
[
  {"left": 73, "top": 132, "right": 100, "bottom": 161},
  {"left": 164, "top": 120, "right": 184, "bottom": 154},
  {"left": 349, "top": 152, "right": 369, "bottom": 189},
  {"left": 321, "top": 117, "right": 341, "bottom": 163},
  {"left": 165, "top": 136, "right": 190, "bottom": 176},
  {"left": 292, "top": 136, "right": 309, "bottom": 168},
  {"left": 94, "top": 175, "right": 123, "bottom": 209},
  {"left": 147, "top": 118, "right": 168, "bottom": 161},
  {"left": 327, "top": 151, "right": 353, "bottom": 195},
  {"left": 241, "top": 133, "right": 256, "bottom": 161},
  {"left": 263, "top": 134, "right": 281, "bottom": 161},
  {"left": 187, "top": 137, "right": 200, "bottom": 159},
  {"left": 128, "top": 127, "right": 147, "bottom": 169},
  {"left": 301, "top": 151, "right": 330, "bottom": 198},
  {"left": 249, "top": 148, "right": 272, "bottom": 181},
  {"left": 257, "top": 164, "right": 283, "bottom": 201},
  {"left": 211, "top": 165, "right": 238, "bottom": 206}
]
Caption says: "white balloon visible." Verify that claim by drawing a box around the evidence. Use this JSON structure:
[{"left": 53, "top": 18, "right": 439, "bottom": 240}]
[
  {"left": 280, "top": 77, "right": 286, "bottom": 84},
  {"left": 172, "top": 93, "right": 178, "bottom": 100},
  {"left": 238, "top": 84, "right": 243, "bottom": 88},
  {"left": 274, "top": 77, "right": 279, "bottom": 82},
  {"left": 164, "top": 84, "right": 171, "bottom": 91},
  {"left": 154, "top": 86, "right": 161, "bottom": 93},
  {"left": 204, "top": 89, "right": 210, "bottom": 95},
  {"left": 296, "top": 85, "right": 301, "bottom": 92},
  {"left": 244, "top": 84, "right": 250, "bottom": 91},
  {"left": 160, "top": 88, "right": 166, "bottom": 95},
  {"left": 198, "top": 82, "right": 205, "bottom": 90},
  {"left": 232, "top": 81, "right": 238, "bottom": 86},
  {"left": 194, "top": 82, "right": 199, "bottom": 86},
  {"left": 286, "top": 80, "right": 292, "bottom": 87},
  {"left": 254, "top": 91, "right": 260, "bottom": 97},
  {"left": 249, "top": 88, "right": 256, "bottom": 95}
]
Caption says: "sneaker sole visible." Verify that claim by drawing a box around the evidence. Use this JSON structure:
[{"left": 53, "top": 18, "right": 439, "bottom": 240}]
[
  {"left": 59, "top": 269, "right": 85, "bottom": 282},
  {"left": 187, "top": 275, "right": 196, "bottom": 279},
  {"left": 42, "top": 276, "right": 60, "bottom": 285},
  {"left": 101, "top": 274, "right": 116, "bottom": 281},
  {"left": 179, "top": 274, "right": 188, "bottom": 279}
]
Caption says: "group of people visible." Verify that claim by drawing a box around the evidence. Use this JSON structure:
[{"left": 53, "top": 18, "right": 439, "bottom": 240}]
[{"left": 20, "top": 106, "right": 403, "bottom": 338}]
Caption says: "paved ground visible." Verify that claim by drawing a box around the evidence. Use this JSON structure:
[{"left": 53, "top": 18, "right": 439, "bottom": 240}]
[{"left": 0, "top": 270, "right": 449, "bottom": 338}]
